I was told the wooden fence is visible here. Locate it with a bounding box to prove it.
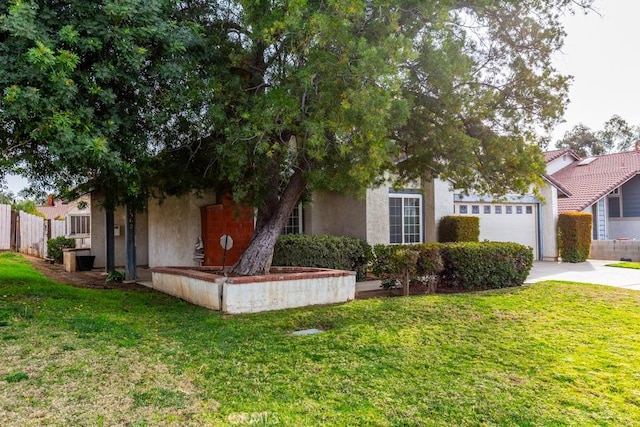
[0,204,66,259]
[0,204,10,250]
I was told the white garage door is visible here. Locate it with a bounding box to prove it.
[455,203,538,257]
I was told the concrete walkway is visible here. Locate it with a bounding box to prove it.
[526,259,640,290]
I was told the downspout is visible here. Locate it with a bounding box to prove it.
[536,201,543,261]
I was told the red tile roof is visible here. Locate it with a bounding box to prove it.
[550,150,640,212]
[36,204,70,220]
[36,199,73,219]
[542,174,572,197]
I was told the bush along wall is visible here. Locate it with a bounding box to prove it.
[438,215,480,242]
[272,234,371,281]
[371,243,444,294]
[47,236,76,264]
[439,242,533,290]
[557,212,592,263]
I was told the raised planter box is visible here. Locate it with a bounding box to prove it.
[76,255,95,271]
[149,266,356,314]
[62,248,92,272]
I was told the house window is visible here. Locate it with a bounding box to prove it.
[472,205,480,214]
[608,191,621,218]
[389,194,423,244]
[68,215,90,236]
[495,206,502,214]
[526,206,533,214]
[459,205,468,214]
[506,206,513,214]
[483,206,491,214]
[516,206,523,214]
[283,204,304,234]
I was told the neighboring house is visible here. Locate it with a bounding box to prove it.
[548,148,640,240]
[37,195,91,248]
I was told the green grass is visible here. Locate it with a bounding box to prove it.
[606,261,640,270]
[2,251,640,425]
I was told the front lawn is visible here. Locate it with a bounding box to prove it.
[2,251,640,425]
[606,261,640,270]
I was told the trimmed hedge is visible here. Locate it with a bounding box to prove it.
[557,212,592,263]
[440,242,533,290]
[371,243,444,293]
[47,236,75,264]
[272,234,371,281]
[372,241,533,292]
[438,216,480,242]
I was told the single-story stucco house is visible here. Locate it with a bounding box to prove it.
[87,147,640,270]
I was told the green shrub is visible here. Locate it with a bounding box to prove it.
[47,236,75,263]
[371,243,444,294]
[558,212,592,263]
[438,216,480,242]
[106,270,126,284]
[440,242,533,291]
[272,234,372,281]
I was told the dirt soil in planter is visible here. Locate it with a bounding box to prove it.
[356,281,480,299]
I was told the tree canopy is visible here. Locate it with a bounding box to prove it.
[1,0,594,275]
[0,0,217,208]
[555,115,639,157]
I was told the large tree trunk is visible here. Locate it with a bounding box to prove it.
[230,169,306,276]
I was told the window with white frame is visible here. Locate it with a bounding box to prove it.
[283,204,304,234]
[389,193,423,244]
[68,215,90,236]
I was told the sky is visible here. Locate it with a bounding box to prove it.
[551,0,639,143]
[3,0,635,195]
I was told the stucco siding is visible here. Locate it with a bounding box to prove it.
[91,196,149,269]
[540,184,559,260]
[147,192,217,267]
[425,179,454,242]
[608,219,640,240]
[364,185,390,244]
[546,154,576,175]
[305,191,367,240]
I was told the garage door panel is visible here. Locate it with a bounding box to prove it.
[455,203,538,256]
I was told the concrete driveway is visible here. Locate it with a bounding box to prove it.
[526,259,640,290]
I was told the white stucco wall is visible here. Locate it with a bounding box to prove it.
[147,192,216,267]
[364,185,390,245]
[425,178,454,242]
[607,219,640,240]
[546,154,577,175]
[539,183,559,261]
[90,195,149,269]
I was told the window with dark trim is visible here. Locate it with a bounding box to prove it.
[283,204,304,234]
[389,194,423,244]
[68,215,90,236]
